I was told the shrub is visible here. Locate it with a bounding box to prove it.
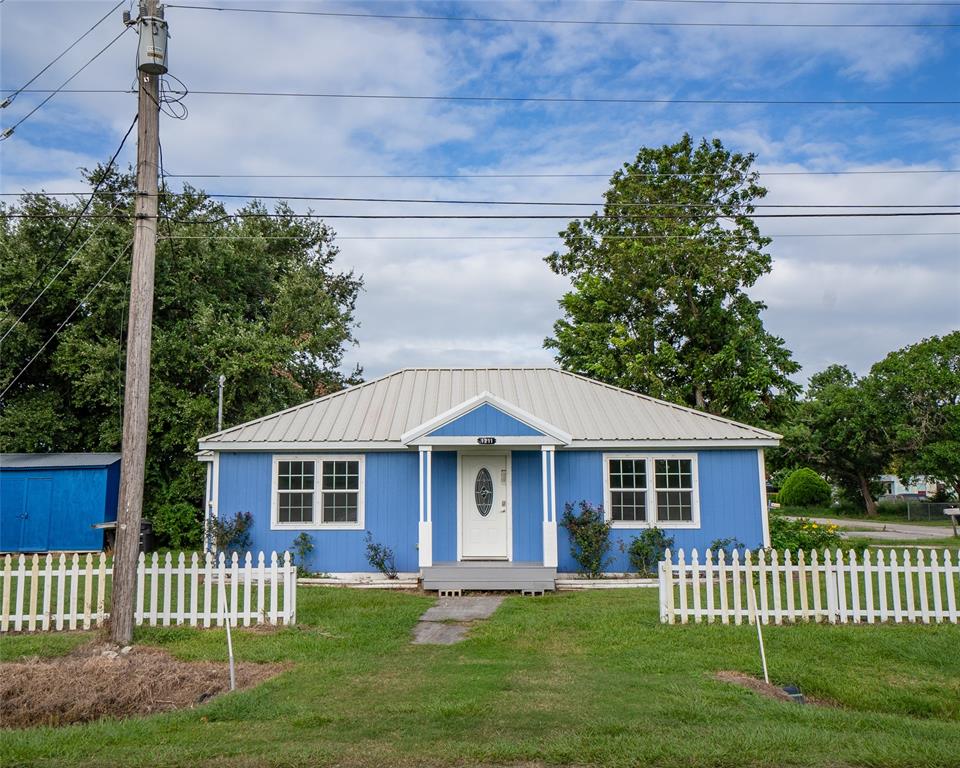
[206,511,253,552]
[709,537,746,559]
[150,502,203,550]
[560,501,612,578]
[292,532,315,577]
[627,528,674,577]
[365,532,398,579]
[768,516,845,553]
[778,468,832,508]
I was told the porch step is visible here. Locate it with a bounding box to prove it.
[422,562,556,592]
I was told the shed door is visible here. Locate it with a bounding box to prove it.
[19,478,53,552]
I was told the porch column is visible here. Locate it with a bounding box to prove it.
[418,446,433,568]
[541,446,558,568]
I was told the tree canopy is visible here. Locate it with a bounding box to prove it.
[545,134,800,427]
[0,168,362,546]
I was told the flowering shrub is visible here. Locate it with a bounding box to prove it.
[768,515,843,552]
[560,501,612,578]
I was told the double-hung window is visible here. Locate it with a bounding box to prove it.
[604,454,699,528]
[273,456,364,529]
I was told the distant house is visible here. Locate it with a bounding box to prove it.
[0,454,121,553]
[877,474,943,500]
[198,368,779,590]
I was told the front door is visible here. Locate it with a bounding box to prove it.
[460,454,509,559]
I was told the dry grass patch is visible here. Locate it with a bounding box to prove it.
[1,642,286,729]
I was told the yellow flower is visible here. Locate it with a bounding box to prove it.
[812,523,818,528]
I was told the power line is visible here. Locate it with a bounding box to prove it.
[163,3,960,28]
[159,232,960,240]
[0,28,132,141]
[1,0,125,108]
[5,211,960,221]
[158,169,960,179]
[0,202,123,345]
[13,87,955,107]
[0,114,137,332]
[0,240,133,400]
[2,191,956,209]
[628,0,960,5]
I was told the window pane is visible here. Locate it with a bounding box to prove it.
[608,458,645,491]
[655,459,692,490]
[611,490,646,522]
[279,460,314,491]
[656,490,692,522]
[322,460,359,491]
[279,491,313,524]
[322,491,358,523]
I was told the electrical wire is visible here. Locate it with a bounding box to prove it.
[0,113,137,331]
[157,231,960,240]
[0,240,133,400]
[0,27,132,141]
[163,4,960,28]
[1,191,956,209]
[628,0,960,5]
[8,87,958,107]
[1,1,125,109]
[157,169,960,179]
[0,201,123,345]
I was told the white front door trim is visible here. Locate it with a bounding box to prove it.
[457,450,512,561]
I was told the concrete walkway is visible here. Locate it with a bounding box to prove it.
[411,596,504,645]
[783,515,955,541]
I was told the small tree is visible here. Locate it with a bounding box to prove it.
[292,532,315,577]
[206,511,253,552]
[560,501,612,578]
[364,531,398,579]
[778,468,832,508]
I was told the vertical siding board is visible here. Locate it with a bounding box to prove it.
[512,451,544,563]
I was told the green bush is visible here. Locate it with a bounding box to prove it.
[560,501,612,578]
[292,532,315,577]
[364,531,398,579]
[768,516,849,553]
[627,528,674,577]
[206,511,253,552]
[778,468,832,507]
[150,502,203,550]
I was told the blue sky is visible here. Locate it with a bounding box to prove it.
[2,0,958,382]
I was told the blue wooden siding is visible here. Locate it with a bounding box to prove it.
[217,451,419,573]
[554,449,764,572]
[0,466,116,552]
[428,403,544,437]
[431,451,458,562]
[511,451,544,562]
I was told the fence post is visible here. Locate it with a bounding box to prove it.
[731,549,742,626]
[677,549,688,624]
[930,550,943,622]
[944,550,957,623]
[903,550,915,621]
[269,551,279,624]
[890,549,903,623]
[705,549,715,623]
[243,551,253,627]
[28,554,40,632]
[691,549,702,623]
[824,549,837,624]
[849,549,861,624]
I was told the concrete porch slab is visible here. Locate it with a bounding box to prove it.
[419,596,504,623]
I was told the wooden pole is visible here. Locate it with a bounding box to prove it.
[111,0,161,646]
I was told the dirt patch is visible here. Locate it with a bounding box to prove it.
[1,643,287,729]
[714,670,800,703]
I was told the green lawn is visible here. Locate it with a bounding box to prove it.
[853,535,960,549]
[773,506,954,528]
[2,588,959,768]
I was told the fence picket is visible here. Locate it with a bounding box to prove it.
[862,549,874,624]
[176,552,186,626]
[14,555,26,632]
[28,555,40,632]
[0,555,10,633]
[718,551,729,625]
[203,552,213,628]
[811,550,822,621]
[257,551,266,623]
[835,549,847,623]
[285,551,296,622]
[903,550,915,622]
[877,550,888,621]
[230,552,240,627]
[705,550,715,623]
[691,550,702,623]
[161,553,173,627]
[243,552,253,627]
[55,554,66,631]
[270,551,279,624]
[757,550,769,625]
[189,553,199,627]
[930,550,943,621]
[945,551,957,622]
[770,550,782,625]
[42,554,53,631]
[784,550,795,621]
[890,550,903,623]
[798,551,809,621]
[677,550,688,624]
[97,552,107,627]
[849,550,861,624]
[917,550,931,624]
[731,550,742,625]
[82,553,94,630]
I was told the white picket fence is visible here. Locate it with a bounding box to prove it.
[658,548,959,625]
[0,551,297,633]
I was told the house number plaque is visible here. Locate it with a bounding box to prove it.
[477,437,497,445]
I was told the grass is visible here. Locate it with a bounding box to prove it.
[2,588,959,767]
[773,506,954,528]
[850,535,960,550]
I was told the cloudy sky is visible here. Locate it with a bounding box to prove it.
[2,0,958,384]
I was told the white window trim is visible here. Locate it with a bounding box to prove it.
[270,454,365,531]
[602,453,701,530]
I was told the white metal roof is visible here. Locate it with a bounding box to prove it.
[199,368,780,449]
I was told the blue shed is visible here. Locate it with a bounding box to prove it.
[199,368,780,591]
[0,453,121,553]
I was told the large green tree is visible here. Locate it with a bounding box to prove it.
[870,332,960,499]
[545,134,799,427]
[0,168,362,546]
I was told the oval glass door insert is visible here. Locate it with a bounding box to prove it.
[474,468,494,517]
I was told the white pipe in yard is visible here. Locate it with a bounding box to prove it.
[748,579,770,685]
[219,574,236,691]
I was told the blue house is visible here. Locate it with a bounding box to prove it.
[199,368,778,590]
[0,453,121,553]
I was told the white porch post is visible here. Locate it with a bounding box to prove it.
[418,446,433,568]
[542,446,558,568]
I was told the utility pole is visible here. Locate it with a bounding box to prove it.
[111,1,168,646]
